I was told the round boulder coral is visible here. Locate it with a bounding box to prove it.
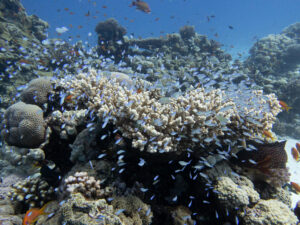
[20,77,52,106]
[1,102,46,148]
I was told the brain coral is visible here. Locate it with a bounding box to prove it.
[1,102,46,148]
[20,77,52,106]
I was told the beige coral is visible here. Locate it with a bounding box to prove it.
[20,77,53,106]
[57,69,281,153]
[242,199,298,225]
[8,176,55,208]
[214,176,260,209]
[63,172,104,199]
[1,102,46,148]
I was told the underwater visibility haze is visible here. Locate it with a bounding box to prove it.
[0,0,300,224]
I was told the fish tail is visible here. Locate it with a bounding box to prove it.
[286,106,292,112]
[39,201,53,214]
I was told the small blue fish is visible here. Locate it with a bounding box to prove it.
[98,153,107,159]
[138,158,145,167]
[140,188,148,192]
[115,209,125,216]
[172,195,178,201]
[100,134,107,140]
[115,138,123,145]
[117,150,126,154]
[146,208,151,216]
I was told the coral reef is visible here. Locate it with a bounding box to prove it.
[0,199,23,225]
[111,195,153,225]
[58,69,281,153]
[40,192,124,225]
[95,18,127,62]
[1,102,46,148]
[245,22,300,138]
[0,145,45,174]
[8,176,55,209]
[214,176,260,210]
[179,25,196,40]
[49,109,88,139]
[234,141,289,187]
[63,172,104,199]
[20,77,53,106]
[241,199,298,225]
[0,3,299,224]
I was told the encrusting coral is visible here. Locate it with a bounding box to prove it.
[1,101,46,148]
[241,199,298,225]
[57,69,281,153]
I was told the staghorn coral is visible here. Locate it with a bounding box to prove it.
[20,77,53,106]
[1,102,46,148]
[57,69,281,153]
[8,176,55,209]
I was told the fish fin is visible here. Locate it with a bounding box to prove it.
[39,201,53,214]
[286,106,292,112]
[256,155,272,169]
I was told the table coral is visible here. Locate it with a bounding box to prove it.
[57,69,281,153]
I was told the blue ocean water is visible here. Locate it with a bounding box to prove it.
[21,0,300,58]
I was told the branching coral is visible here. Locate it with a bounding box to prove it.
[8,176,55,208]
[63,172,112,199]
[57,69,281,153]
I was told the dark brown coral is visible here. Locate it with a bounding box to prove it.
[233,141,289,187]
[235,141,287,169]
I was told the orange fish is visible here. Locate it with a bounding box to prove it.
[279,100,292,112]
[296,143,300,151]
[19,59,32,64]
[291,182,300,193]
[130,0,151,13]
[292,147,299,161]
[23,202,51,225]
[262,130,275,141]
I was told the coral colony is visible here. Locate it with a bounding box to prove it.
[0,0,300,224]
